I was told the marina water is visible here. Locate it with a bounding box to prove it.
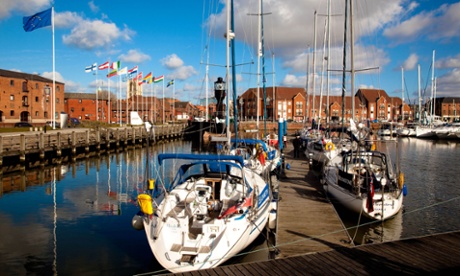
[0,138,459,274]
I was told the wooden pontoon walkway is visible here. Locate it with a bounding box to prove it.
[176,231,460,275]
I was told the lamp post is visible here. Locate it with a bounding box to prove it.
[266,96,271,121]
[239,97,244,122]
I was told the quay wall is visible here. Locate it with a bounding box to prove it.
[0,124,186,174]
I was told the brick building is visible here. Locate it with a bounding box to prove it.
[0,69,65,127]
[64,92,110,122]
[238,86,409,123]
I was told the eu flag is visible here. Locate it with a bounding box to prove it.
[23,8,52,32]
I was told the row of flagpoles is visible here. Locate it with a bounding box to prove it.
[85,61,175,125]
[21,5,176,126]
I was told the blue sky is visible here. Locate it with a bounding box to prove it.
[1,0,460,106]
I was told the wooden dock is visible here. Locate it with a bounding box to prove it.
[275,139,353,257]
[175,231,460,275]
[0,124,185,173]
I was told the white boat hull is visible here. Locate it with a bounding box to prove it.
[324,170,404,220]
[138,156,271,273]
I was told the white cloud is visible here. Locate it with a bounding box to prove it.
[437,54,460,69]
[170,66,198,81]
[62,19,135,50]
[436,68,460,97]
[402,54,419,71]
[0,0,49,19]
[41,71,80,92]
[384,2,460,45]
[282,74,305,87]
[89,1,99,13]
[161,54,184,69]
[119,49,150,64]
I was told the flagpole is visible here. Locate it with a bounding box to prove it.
[95,67,98,121]
[173,81,175,123]
[107,65,110,123]
[163,80,165,125]
[52,6,56,129]
[118,74,121,126]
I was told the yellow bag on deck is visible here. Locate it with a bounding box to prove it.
[138,194,154,215]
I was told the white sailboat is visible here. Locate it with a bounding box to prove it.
[136,153,270,273]
[133,1,272,273]
[322,135,406,221]
[416,50,443,138]
[322,0,406,221]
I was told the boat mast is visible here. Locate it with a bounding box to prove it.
[350,0,355,120]
[340,0,348,130]
[326,0,331,126]
[231,0,238,141]
[401,66,404,123]
[256,0,261,137]
[418,64,421,122]
[431,50,436,124]
[312,11,317,124]
[226,0,232,147]
[261,0,268,136]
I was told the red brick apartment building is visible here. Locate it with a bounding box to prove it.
[0,69,65,126]
[237,87,412,123]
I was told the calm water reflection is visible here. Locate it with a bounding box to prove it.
[1,138,459,275]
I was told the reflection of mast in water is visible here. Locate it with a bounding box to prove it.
[52,167,57,275]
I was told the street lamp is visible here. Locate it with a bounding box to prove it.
[239,97,244,122]
[266,96,271,121]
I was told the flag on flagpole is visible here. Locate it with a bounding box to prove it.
[134,72,143,81]
[107,69,118,78]
[117,67,128,75]
[110,61,120,70]
[167,79,174,87]
[23,8,52,32]
[128,66,138,78]
[153,75,164,83]
[85,63,98,73]
[143,72,153,83]
[99,61,109,70]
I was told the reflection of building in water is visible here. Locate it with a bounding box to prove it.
[1,165,70,196]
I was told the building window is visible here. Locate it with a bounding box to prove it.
[56,98,59,104]
[82,107,85,111]
[22,96,29,107]
[22,81,29,92]
[10,95,14,101]
[56,86,60,92]
[44,111,48,118]
[35,111,39,116]
[71,107,74,112]
[10,80,14,86]
[44,86,51,96]
[35,83,39,89]
[10,110,14,116]
[35,96,39,102]
[79,99,82,103]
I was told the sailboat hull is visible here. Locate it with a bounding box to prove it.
[139,154,271,273]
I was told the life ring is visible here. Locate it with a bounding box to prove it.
[325,142,335,151]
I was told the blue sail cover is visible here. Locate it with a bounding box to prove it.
[231,138,268,152]
[158,153,245,166]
